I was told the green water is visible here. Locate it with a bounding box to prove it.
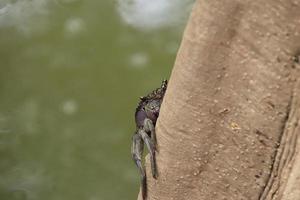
[0,1,190,199]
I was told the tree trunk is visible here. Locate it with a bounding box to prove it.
[138,0,300,199]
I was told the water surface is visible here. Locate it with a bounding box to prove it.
[0,1,193,199]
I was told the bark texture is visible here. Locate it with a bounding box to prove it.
[138,0,300,199]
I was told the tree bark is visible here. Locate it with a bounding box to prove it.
[138,0,300,199]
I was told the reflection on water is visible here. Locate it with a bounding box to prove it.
[61,99,78,115]
[128,52,149,69]
[64,17,85,37]
[117,0,194,31]
[0,0,193,199]
[0,0,50,34]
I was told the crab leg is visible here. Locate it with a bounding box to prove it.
[139,129,157,179]
[144,118,157,151]
[132,133,147,199]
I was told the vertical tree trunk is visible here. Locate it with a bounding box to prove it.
[138,0,300,199]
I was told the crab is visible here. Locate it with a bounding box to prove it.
[131,80,168,199]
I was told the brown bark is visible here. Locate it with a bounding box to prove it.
[138,0,300,199]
